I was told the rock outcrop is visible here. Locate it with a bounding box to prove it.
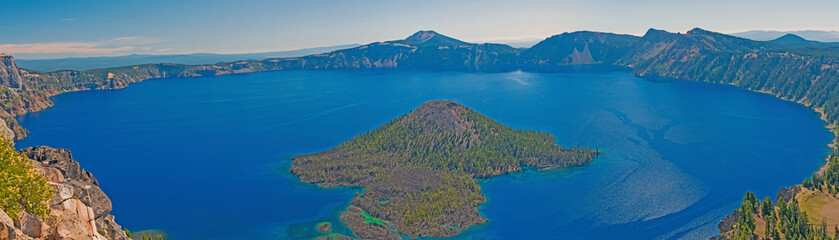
[776,185,802,203]
[0,146,129,240]
[0,117,15,141]
[711,208,741,240]
[0,54,23,90]
[0,54,33,140]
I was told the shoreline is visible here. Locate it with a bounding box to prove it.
[748,87,837,174]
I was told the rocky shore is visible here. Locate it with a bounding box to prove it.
[1,146,129,240]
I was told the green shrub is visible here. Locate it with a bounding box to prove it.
[0,137,54,219]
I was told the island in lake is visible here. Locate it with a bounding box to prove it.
[291,101,599,239]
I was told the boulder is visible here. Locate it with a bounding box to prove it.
[0,208,29,240]
[12,211,43,238]
[777,185,802,203]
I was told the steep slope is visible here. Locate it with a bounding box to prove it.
[292,101,598,239]
[519,31,639,69]
[617,28,839,123]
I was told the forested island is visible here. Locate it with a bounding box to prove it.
[291,101,599,239]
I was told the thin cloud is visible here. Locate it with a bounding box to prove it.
[106,36,161,45]
[0,36,162,55]
[0,42,135,54]
[111,36,139,41]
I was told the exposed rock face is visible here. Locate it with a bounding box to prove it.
[711,208,741,240]
[0,54,23,90]
[776,185,802,203]
[569,45,594,64]
[0,117,15,140]
[0,54,33,140]
[0,146,129,240]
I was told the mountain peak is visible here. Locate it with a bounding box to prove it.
[769,33,812,45]
[643,28,670,36]
[641,28,678,41]
[686,28,715,35]
[405,101,469,133]
[405,30,441,42]
[398,30,469,46]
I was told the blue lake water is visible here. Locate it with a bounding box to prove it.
[16,70,831,239]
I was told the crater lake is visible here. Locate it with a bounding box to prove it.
[15,70,832,239]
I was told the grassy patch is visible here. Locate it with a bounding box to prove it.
[800,192,830,219]
[360,211,388,226]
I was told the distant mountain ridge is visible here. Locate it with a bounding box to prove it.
[732,30,839,42]
[13,44,360,72]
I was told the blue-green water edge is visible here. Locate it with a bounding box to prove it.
[15,70,831,239]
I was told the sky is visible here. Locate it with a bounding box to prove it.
[2,0,838,59]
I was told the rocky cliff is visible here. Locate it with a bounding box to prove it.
[0,54,23,90]
[0,146,129,240]
[0,54,35,140]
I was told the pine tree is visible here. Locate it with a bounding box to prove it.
[762,197,774,216]
[734,192,757,240]
[0,137,55,220]
[833,225,838,240]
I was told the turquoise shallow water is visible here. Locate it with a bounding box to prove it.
[16,70,831,239]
